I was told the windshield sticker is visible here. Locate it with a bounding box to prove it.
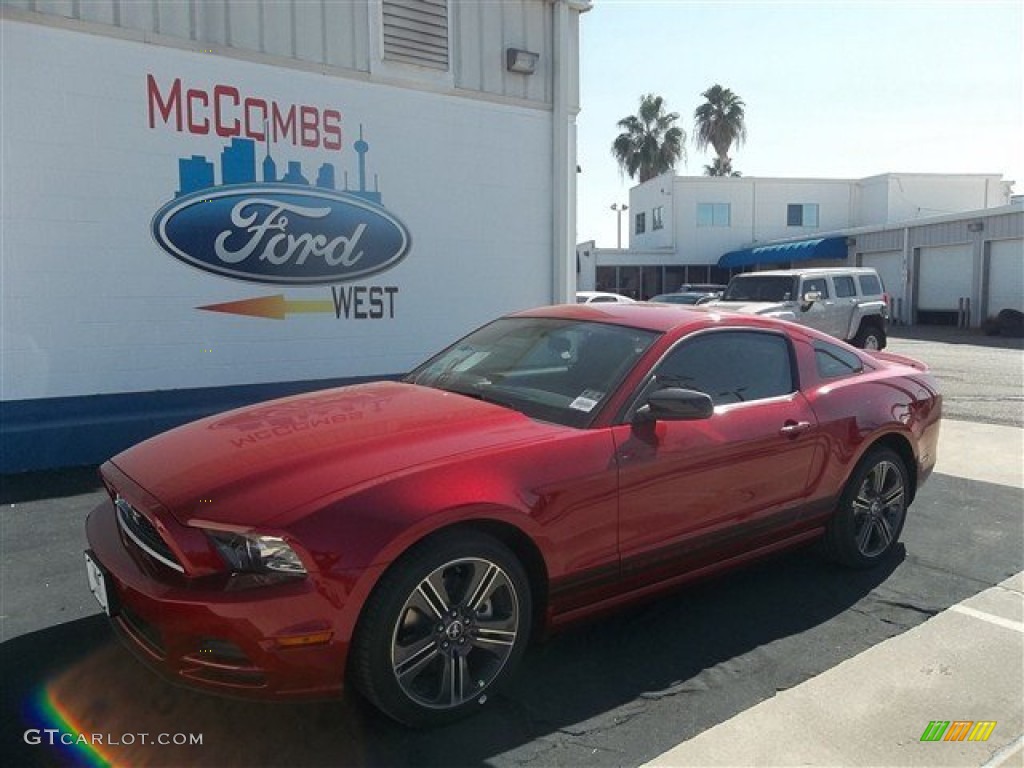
[569,390,604,413]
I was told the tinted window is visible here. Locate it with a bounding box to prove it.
[815,341,864,378]
[858,273,883,295]
[723,275,797,302]
[833,275,857,298]
[653,331,795,406]
[802,277,830,298]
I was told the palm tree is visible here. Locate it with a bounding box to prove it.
[703,157,742,177]
[694,84,747,172]
[612,94,685,183]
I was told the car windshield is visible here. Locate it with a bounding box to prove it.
[652,293,701,304]
[723,275,798,302]
[406,317,659,428]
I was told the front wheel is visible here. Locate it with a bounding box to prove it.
[825,448,909,569]
[349,530,531,727]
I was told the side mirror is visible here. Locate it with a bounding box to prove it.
[801,290,822,311]
[636,387,714,422]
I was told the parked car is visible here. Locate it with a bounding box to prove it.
[576,291,636,304]
[650,291,722,305]
[675,283,728,293]
[709,267,889,349]
[85,304,940,726]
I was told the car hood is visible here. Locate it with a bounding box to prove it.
[709,300,796,319]
[110,381,558,528]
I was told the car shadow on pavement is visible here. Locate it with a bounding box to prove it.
[0,547,903,768]
[0,467,103,505]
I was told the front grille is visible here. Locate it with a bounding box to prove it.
[115,497,184,573]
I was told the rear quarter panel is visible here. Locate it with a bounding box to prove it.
[791,331,942,503]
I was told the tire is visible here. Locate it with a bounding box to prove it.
[852,322,886,350]
[349,530,531,727]
[824,448,909,569]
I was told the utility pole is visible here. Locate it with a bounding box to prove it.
[610,203,628,249]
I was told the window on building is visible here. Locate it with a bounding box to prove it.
[652,206,664,230]
[833,275,857,298]
[382,0,450,71]
[697,203,731,227]
[787,203,819,227]
[635,212,646,234]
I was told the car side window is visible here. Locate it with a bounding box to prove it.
[653,331,795,406]
[802,277,830,298]
[814,340,864,378]
[833,275,857,298]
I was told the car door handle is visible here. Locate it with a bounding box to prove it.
[779,420,812,437]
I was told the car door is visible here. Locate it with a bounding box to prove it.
[611,329,824,589]
[798,276,837,336]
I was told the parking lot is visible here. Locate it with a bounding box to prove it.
[1,328,1021,768]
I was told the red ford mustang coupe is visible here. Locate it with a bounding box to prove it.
[85,304,941,725]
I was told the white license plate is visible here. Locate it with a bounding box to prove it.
[84,551,113,616]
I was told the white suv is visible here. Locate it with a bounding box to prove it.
[710,267,889,349]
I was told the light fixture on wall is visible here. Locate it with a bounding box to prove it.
[506,48,539,74]
[967,221,984,232]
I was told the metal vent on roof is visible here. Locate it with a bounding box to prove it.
[382,0,449,70]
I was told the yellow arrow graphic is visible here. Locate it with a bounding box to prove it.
[197,294,334,320]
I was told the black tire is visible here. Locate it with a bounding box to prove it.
[852,322,886,350]
[349,530,531,727]
[824,448,908,569]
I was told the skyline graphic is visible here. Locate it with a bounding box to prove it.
[175,126,382,204]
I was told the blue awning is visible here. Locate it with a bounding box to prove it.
[719,236,849,268]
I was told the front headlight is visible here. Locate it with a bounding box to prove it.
[208,532,307,576]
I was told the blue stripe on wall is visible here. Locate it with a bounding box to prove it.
[0,374,399,474]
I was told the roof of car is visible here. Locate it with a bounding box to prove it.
[733,267,878,277]
[514,302,741,333]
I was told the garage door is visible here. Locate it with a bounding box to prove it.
[918,244,973,311]
[861,251,904,317]
[988,239,1024,315]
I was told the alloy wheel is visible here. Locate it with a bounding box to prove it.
[390,557,519,710]
[850,459,906,558]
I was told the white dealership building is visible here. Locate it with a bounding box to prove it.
[578,172,1023,326]
[0,0,590,471]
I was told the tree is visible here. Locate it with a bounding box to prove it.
[694,84,747,174]
[612,94,685,183]
[703,157,742,177]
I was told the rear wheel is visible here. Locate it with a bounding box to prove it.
[825,448,908,568]
[852,322,886,350]
[350,530,531,727]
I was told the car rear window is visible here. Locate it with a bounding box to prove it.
[858,274,883,295]
[814,341,864,378]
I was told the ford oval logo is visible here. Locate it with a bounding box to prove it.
[151,186,411,285]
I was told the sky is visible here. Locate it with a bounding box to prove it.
[575,0,1024,247]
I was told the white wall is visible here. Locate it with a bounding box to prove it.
[1,20,555,401]
[855,174,1010,225]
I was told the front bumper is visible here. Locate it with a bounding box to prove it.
[85,497,350,700]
